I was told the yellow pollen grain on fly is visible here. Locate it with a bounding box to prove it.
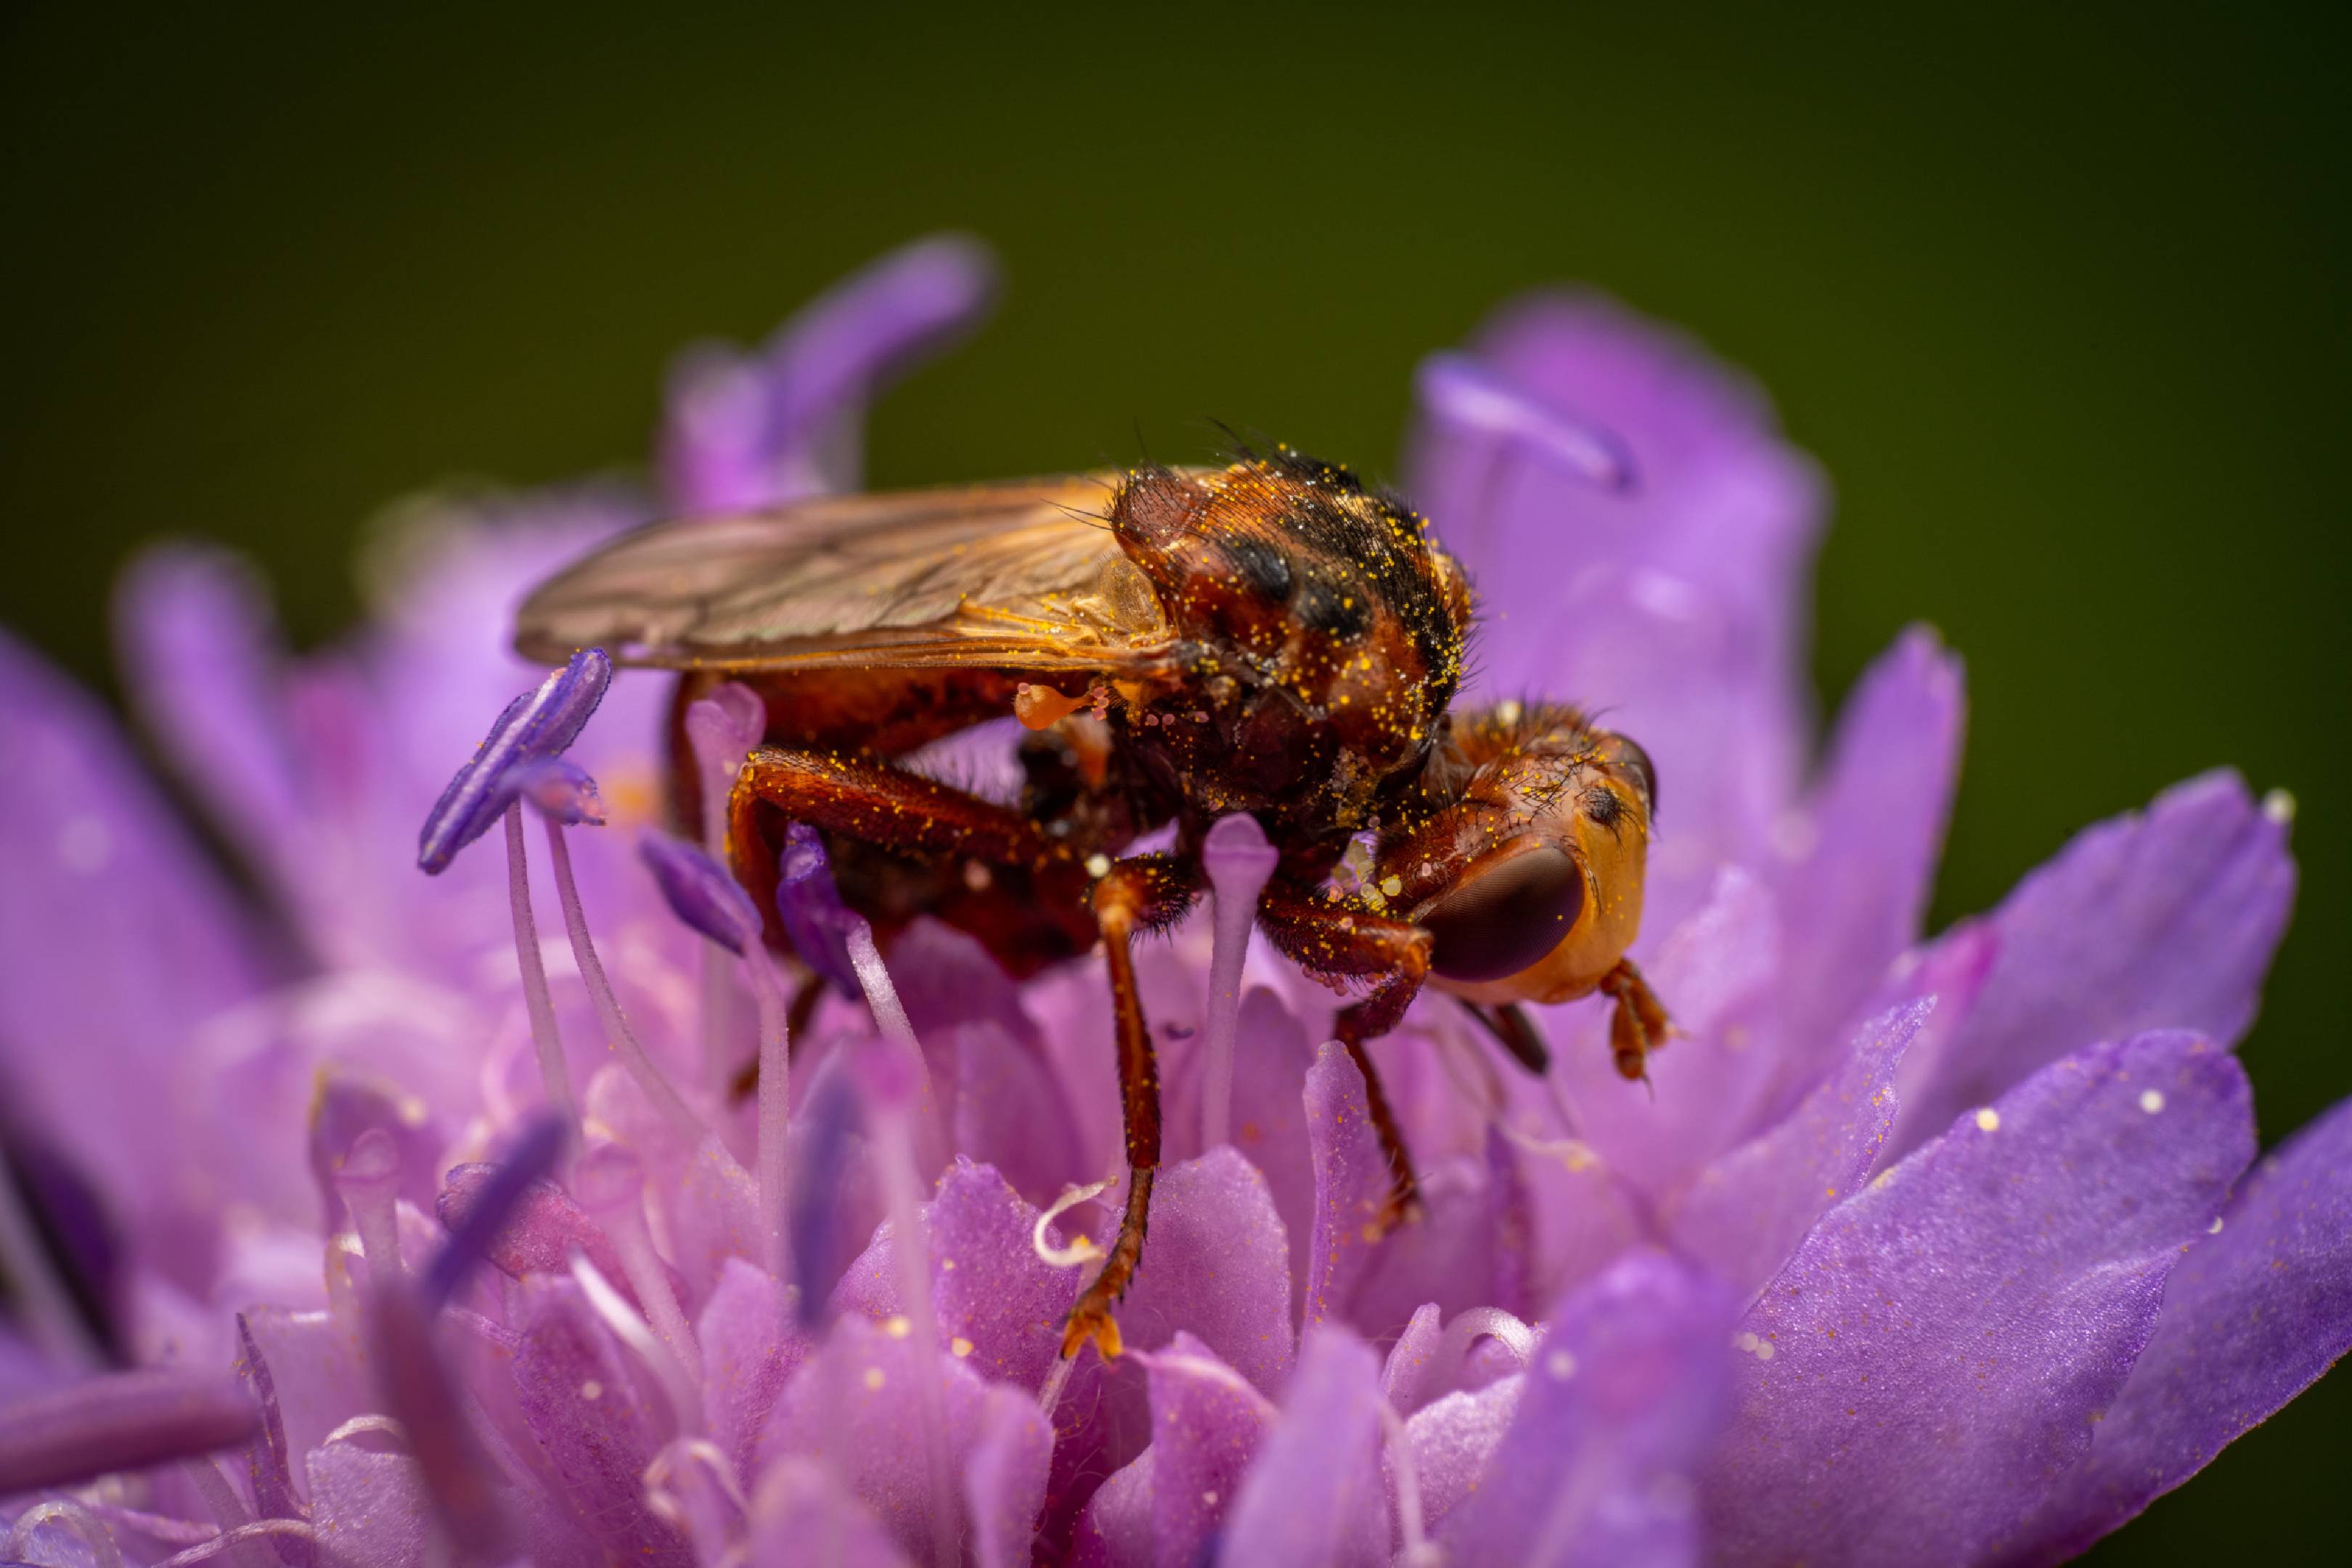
[884,1315,912,1339]
[950,1336,975,1358]
[2139,1089,2167,1114]
[1974,1107,2001,1132]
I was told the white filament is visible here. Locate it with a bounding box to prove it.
[542,819,709,1145]
[742,945,794,1283]
[504,804,579,1146]
[571,1251,702,1437]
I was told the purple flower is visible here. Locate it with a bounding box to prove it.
[0,239,2337,1568]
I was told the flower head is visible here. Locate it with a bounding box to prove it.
[0,237,2339,1568]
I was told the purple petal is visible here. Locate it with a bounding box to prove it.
[237,1307,367,1491]
[509,1277,690,1565]
[830,1159,1080,1395]
[1399,1375,1522,1538]
[1440,1251,1732,1568]
[1404,295,1826,884]
[1304,1040,1395,1331]
[1139,1333,1279,1567]
[1347,1127,1536,1340]
[921,1160,1081,1391]
[304,1443,435,1568]
[1219,1323,1389,1566]
[112,544,303,873]
[946,1019,1095,1204]
[1665,1000,1927,1298]
[1767,626,1964,1088]
[1892,771,2295,1157]
[777,822,865,996]
[416,647,612,873]
[1702,1032,2255,1567]
[0,629,271,1265]
[698,1257,807,1480]
[1072,1453,1153,1568]
[743,1458,916,1568]
[1119,1146,1297,1397]
[2004,1093,2352,1561]
[1415,350,1638,489]
[964,1376,1055,1568]
[640,830,764,955]
[756,1315,1050,1560]
[0,1368,258,1494]
[662,234,999,511]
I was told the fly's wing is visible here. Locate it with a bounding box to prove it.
[513,473,1180,674]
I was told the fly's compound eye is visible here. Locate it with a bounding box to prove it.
[1422,846,1586,984]
[1617,737,1658,820]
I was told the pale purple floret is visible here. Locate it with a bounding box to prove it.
[0,241,2337,1567]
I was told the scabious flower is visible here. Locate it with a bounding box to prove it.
[0,235,2342,1568]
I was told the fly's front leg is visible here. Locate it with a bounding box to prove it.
[1598,957,1673,1080]
[1258,884,1433,1230]
[1063,854,1201,1360]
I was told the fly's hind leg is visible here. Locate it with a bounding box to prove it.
[1598,957,1673,1080]
[1258,885,1434,1232]
[1063,854,1202,1360]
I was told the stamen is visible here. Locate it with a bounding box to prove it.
[0,1369,259,1495]
[851,1043,959,1568]
[331,1127,405,1283]
[504,804,580,1144]
[788,1074,859,1330]
[5,1498,126,1568]
[417,648,611,873]
[682,683,767,1090]
[844,916,945,1172]
[1415,351,1638,492]
[1200,814,1278,1151]
[640,832,763,955]
[421,1114,564,1312]
[572,1143,704,1383]
[1032,1177,1114,1270]
[642,1437,751,1536]
[540,815,708,1145]
[570,1251,702,1437]
[777,824,862,997]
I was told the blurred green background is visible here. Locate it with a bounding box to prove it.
[2,2,2343,1559]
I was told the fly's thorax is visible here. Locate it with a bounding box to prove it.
[1108,455,1471,826]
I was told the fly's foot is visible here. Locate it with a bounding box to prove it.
[1060,1287,1126,1360]
[1601,957,1673,1081]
